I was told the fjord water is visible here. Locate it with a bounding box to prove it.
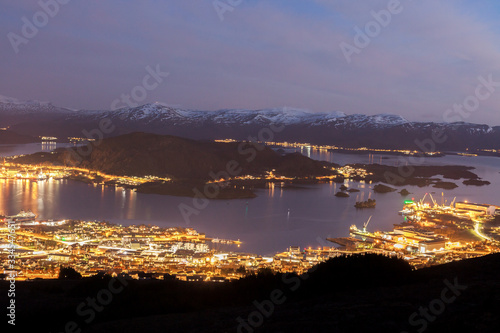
[0,142,78,155]
[1,145,499,255]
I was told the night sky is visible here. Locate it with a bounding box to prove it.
[2,0,500,124]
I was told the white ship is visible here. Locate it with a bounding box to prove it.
[6,210,37,223]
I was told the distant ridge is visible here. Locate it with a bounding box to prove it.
[0,129,38,144]
[1,95,499,150]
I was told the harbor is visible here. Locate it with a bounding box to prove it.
[329,196,500,268]
[2,194,499,281]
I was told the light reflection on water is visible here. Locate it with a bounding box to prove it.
[0,142,77,157]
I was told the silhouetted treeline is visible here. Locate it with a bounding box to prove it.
[2,253,499,332]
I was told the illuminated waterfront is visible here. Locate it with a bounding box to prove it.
[2,197,498,281]
[0,142,76,157]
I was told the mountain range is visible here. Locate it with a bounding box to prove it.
[1,95,499,151]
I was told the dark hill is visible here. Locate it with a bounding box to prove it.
[13,132,334,181]
[0,129,38,144]
[2,253,500,332]
[77,132,334,180]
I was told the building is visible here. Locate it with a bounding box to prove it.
[419,239,447,254]
[455,202,498,216]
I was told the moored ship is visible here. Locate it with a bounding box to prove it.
[6,210,37,223]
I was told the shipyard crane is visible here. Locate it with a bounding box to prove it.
[429,193,437,207]
[450,197,457,208]
[363,215,373,232]
[419,193,428,207]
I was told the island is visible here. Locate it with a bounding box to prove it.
[354,198,376,208]
[373,184,397,193]
[463,179,491,186]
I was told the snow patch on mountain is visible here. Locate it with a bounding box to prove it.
[370,114,408,125]
[0,94,75,115]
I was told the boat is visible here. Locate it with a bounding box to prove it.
[6,210,37,223]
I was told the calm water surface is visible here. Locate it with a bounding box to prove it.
[0,142,77,157]
[1,145,499,255]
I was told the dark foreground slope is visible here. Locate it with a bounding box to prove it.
[2,253,499,333]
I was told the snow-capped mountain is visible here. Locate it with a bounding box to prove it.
[0,95,66,114]
[0,96,498,150]
[97,104,409,129]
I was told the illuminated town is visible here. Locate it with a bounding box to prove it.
[2,195,498,281]
[0,160,170,187]
[1,152,372,190]
[215,139,443,157]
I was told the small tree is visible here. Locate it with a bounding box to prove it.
[236,265,247,274]
[58,266,82,279]
[256,267,274,277]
